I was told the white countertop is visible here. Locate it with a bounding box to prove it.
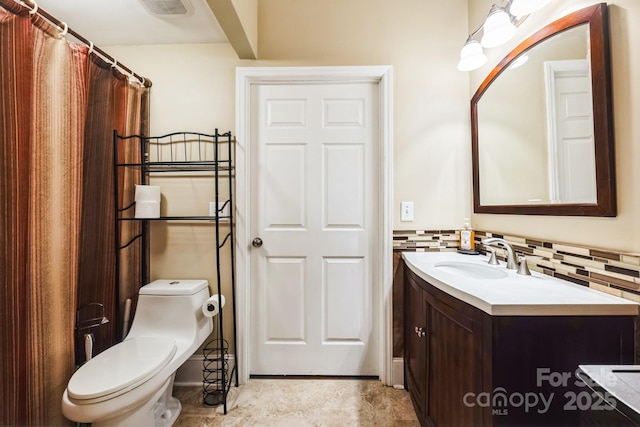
[402,251,639,316]
[579,365,640,420]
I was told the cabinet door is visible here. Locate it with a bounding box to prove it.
[405,273,428,423]
[426,291,484,427]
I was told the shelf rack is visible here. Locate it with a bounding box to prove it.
[113,130,238,413]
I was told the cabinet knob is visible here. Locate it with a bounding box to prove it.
[414,326,426,337]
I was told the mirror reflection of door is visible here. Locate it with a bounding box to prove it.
[476,25,591,207]
[544,59,596,204]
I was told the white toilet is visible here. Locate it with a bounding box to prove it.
[62,279,213,426]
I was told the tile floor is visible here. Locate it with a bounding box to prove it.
[173,378,419,426]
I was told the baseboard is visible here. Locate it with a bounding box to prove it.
[174,354,236,386]
[176,354,399,388]
[392,357,404,388]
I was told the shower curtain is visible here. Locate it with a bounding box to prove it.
[0,1,149,425]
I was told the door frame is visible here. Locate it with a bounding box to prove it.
[235,66,394,384]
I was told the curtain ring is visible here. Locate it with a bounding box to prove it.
[87,41,94,55]
[138,76,146,87]
[110,57,118,68]
[27,0,38,15]
[59,21,68,37]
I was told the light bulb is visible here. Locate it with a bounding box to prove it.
[457,39,488,71]
[481,6,517,48]
[508,54,529,70]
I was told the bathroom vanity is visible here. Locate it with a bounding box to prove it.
[401,252,638,427]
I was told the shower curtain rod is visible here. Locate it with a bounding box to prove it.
[14,0,152,88]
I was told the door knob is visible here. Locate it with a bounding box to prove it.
[252,237,263,248]
[414,326,426,338]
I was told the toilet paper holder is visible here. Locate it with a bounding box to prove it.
[75,303,110,331]
[75,303,110,366]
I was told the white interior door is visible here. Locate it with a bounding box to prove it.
[249,82,379,376]
[545,59,596,203]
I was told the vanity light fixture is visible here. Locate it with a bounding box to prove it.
[457,0,550,71]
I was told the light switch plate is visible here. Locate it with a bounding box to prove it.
[401,201,414,222]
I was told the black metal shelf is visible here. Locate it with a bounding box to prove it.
[113,129,238,414]
[116,161,232,173]
[118,216,231,221]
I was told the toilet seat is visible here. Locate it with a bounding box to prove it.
[67,337,176,404]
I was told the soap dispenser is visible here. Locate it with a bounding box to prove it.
[459,218,475,250]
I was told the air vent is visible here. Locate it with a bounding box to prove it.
[138,0,194,16]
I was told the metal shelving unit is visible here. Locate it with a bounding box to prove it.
[113,130,238,413]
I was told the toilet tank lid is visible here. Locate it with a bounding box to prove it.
[140,279,209,295]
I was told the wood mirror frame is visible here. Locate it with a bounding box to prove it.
[471,3,615,216]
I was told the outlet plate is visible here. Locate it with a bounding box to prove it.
[209,201,230,220]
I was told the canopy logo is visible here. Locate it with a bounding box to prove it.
[462,368,618,415]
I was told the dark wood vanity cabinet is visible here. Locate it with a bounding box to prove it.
[402,259,635,427]
[404,260,485,426]
[405,273,428,421]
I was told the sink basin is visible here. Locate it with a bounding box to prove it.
[434,261,508,280]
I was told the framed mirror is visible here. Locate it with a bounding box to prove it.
[471,3,615,216]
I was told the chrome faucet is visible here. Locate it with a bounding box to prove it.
[517,255,532,275]
[482,238,517,270]
[516,254,543,276]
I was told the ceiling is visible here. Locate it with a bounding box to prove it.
[33,0,228,46]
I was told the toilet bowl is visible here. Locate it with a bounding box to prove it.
[62,279,213,427]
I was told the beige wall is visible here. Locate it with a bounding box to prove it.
[110,0,472,232]
[467,0,640,253]
[106,43,242,348]
[106,0,470,347]
[256,0,472,230]
[106,0,640,300]
[231,0,258,55]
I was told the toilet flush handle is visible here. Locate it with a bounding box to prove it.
[252,237,263,248]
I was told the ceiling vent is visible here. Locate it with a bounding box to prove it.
[138,0,194,16]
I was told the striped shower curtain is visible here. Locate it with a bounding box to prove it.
[0,1,149,425]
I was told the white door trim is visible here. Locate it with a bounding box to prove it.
[235,66,394,384]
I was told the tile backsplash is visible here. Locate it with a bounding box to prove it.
[393,229,640,304]
[392,229,459,251]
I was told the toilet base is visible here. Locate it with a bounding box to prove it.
[90,374,181,427]
[154,395,182,427]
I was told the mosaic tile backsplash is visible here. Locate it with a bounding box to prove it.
[393,229,640,304]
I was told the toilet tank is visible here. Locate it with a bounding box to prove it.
[126,279,212,346]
